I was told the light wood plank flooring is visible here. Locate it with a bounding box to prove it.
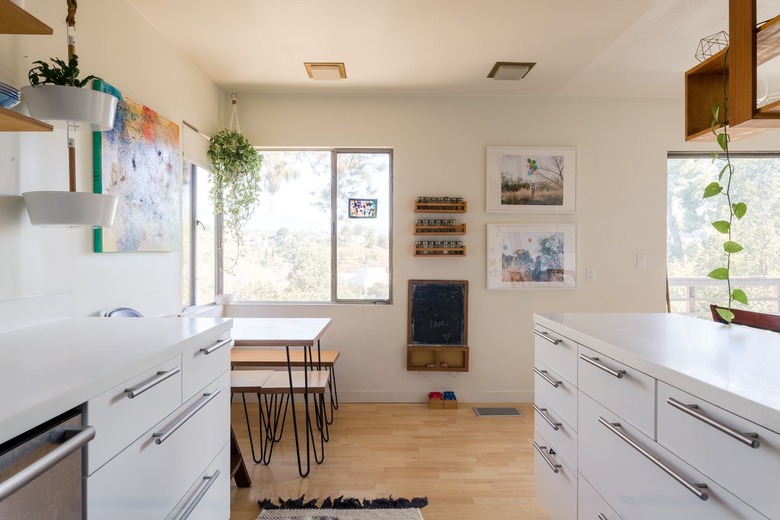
[230,401,548,520]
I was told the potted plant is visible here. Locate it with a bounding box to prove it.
[207,128,263,257]
[21,54,118,130]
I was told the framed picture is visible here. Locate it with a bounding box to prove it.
[486,224,576,289]
[486,146,576,213]
[348,198,378,218]
[92,79,180,252]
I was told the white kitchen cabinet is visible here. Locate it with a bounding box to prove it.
[533,429,577,520]
[166,444,230,520]
[533,313,780,520]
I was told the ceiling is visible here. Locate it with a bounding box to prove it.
[125,0,780,98]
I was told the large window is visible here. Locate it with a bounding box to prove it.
[221,149,392,303]
[667,154,780,316]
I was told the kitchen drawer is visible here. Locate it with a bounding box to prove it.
[165,443,229,520]
[578,474,622,520]
[578,391,768,520]
[182,334,232,400]
[534,324,577,386]
[534,360,577,430]
[533,429,576,520]
[87,372,229,520]
[578,345,655,439]
[657,381,780,520]
[533,396,577,471]
[86,356,182,475]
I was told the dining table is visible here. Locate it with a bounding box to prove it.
[230,317,332,479]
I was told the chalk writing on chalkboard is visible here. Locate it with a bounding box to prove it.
[408,280,468,346]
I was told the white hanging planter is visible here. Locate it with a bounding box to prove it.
[23,191,118,227]
[21,84,118,131]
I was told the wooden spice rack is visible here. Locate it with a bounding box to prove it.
[0,0,53,133]
[413,197,467,257]
[414,223,466,235]
[414,200,468,213]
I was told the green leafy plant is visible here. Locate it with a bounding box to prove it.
[207,129,263,262]
[704,84,749,324]
[28,54,98,87]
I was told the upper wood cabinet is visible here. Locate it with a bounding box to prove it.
[685,0,780,141]
[0,0,53,132]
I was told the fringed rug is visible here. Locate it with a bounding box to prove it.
[257,496,427,520]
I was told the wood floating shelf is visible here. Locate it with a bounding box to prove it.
[414,223,466,235]
[0,107,53,132]
[685,3,780,141]
[413,245,466,257]
[0,0,53,35]
[414,201,467,213]
[407,346,469,372]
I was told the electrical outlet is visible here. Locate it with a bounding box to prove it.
[637,254,647,269]
[586,267,596,282]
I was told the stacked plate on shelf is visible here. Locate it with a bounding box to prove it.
[0,82,21,109]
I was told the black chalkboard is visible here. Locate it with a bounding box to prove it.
[408,280,468,346]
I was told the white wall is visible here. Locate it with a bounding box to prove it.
[0,0,221,331]
[221,94,703,403]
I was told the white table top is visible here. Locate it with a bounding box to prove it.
[0,317,232,445]
[535,313,780,433]
[231,317,331,347]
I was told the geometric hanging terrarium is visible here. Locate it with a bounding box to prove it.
[695,31,729,63]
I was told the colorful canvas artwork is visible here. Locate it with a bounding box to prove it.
[93,80,180,252]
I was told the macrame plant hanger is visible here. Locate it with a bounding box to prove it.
[229,92,241,134]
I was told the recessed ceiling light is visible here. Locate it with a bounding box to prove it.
[304,62,347,80]
[487,62,536,80]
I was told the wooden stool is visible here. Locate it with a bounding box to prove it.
[231,348,341,422]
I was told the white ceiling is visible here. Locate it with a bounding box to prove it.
[125,0,779,98]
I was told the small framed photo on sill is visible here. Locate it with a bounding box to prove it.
[485,146,576,213]
[486,223,576,290]
[348,198,378,218]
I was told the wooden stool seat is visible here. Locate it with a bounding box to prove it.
[259,370,330,394]
[231,349,340,367]
[231,369,274,392]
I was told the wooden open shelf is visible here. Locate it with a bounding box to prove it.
[407,346,469,372]
[0,0,53,35]
[685,2,780,141]
[0,107,53,132]
[414,223,466,235]
[414,200,467,213]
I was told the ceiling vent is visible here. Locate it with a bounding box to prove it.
[304,62,347,80]
[487,62,536,80]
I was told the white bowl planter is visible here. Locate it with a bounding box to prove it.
[23,191,118,227]
[21,85,118,131]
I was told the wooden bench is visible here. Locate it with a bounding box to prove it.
[231,348,340,420]
[231,369,330,478]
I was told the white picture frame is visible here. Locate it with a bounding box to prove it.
[485,146,576,213]
[486,223,577,290]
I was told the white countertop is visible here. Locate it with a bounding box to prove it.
[0,317,232,445]
[535,313,780,433]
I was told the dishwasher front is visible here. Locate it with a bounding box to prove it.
[0,408,95,520]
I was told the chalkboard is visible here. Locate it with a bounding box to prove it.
[408,280,468,346]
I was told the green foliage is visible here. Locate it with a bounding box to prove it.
[207,129,263,265]
[705,94,749,323]
[28,55,98,87]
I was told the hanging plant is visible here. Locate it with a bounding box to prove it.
[206,94,263,263]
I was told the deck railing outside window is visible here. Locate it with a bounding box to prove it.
[667,276,780,318]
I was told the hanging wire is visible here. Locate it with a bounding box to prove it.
[229,92,241,133]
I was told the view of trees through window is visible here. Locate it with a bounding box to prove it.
[220,149,392,302]
[182,161,217,308]
[667,154,780,316]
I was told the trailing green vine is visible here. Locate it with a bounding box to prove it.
[704,59,748,324]
[207,129,263,267]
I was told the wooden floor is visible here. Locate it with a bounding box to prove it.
[230,401,549,520]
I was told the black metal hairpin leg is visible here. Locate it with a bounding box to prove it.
[257,392,288,465]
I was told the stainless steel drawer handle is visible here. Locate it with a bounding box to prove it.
[533,329,562,345]
[533,367,562,388]
[125,367,181,399]
[178,469,221,520]
[580,354,625,379]
[200,338,233,355]
[0,425,95,502]
[532,441,561,474]
[598,417,709,501]
[597,515,608,520]
[153,389,221,445]
[533,404,562,431]
[667,397,760,449]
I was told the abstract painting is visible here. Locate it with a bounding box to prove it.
[486,146,576,213]
[487,224,576,289]
[93,80,180,252]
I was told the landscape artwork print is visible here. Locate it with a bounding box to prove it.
[93,79,180,252]
[486,146,576,213]
[486,224,576,289]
